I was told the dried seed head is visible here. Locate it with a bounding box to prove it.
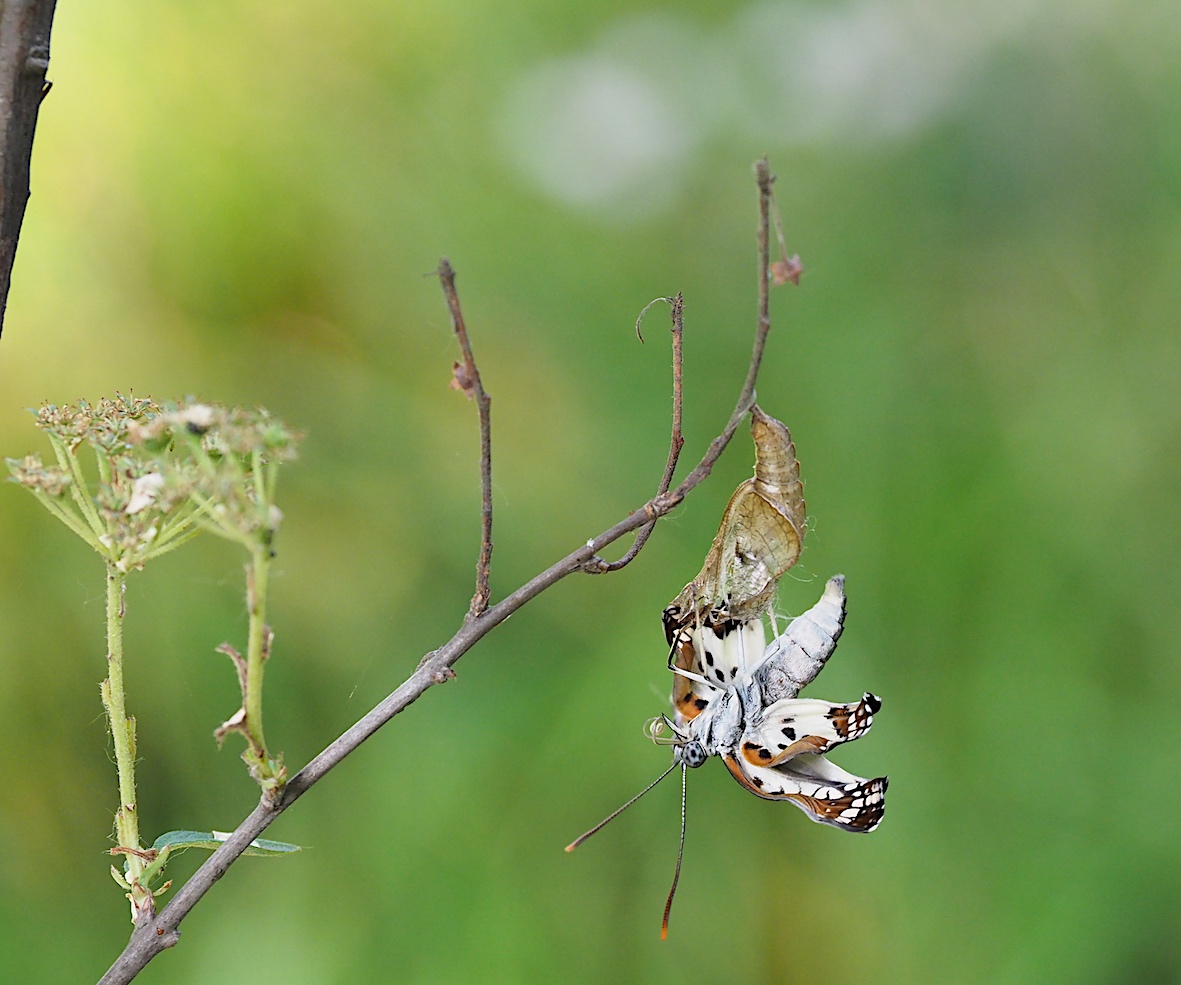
[13,395,302,563]
[6,454,72,496]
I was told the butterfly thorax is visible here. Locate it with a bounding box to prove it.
[681,677,764,758]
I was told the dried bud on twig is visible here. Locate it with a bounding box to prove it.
[449,360,476,399]
[770,254,803,286]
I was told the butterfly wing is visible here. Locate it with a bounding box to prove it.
[695,619,767,687]
[739,692,881,767]
[722,750,887,833]
[755,575,847,701]
[670,619,767,724]
[670,631,714,724]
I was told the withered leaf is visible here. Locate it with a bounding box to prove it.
[449,360,476,400]
[770,254,803,287]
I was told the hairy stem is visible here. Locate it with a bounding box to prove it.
[244,549,270,765]
[102,566,146,913]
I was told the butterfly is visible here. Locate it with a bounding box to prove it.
[662,573,886,833]
[567,406,885,937]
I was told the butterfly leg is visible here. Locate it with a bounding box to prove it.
[666,635,715,690]
[668,633,722,723]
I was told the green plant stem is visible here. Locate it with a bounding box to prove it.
[244,546,270,766]
[45,432,105,538]
[139,526,201,564]
[102,566,147,904]
[251,449,266,510]
[32,489,106,551]
[154,502,200,545]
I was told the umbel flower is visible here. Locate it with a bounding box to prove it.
[6,395,301,570]
[6,395,303,922]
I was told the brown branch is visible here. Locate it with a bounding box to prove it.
[599,293,685,572]
[438,257,493,618]
[96,158,782,985]
[0,0,56,338]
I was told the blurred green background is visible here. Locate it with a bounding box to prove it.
[2,1,1179,982]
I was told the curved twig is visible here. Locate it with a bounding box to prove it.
[599,293,685,572]
[96,158,783,985]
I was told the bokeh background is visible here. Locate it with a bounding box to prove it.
[1,1,1179,982]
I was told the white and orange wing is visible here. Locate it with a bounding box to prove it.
[670,619,766,724]
[722,750,887,833]
[739,692,881,767]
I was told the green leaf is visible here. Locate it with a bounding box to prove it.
[151,829,302,857]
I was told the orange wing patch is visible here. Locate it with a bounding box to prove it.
[670,635,713,723]
[722,753,887,833]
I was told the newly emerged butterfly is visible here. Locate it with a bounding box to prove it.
[662,573,885,834]
[567,406,886,938]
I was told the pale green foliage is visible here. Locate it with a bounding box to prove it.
[6,396,302,920]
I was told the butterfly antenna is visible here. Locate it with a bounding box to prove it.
[565,762,679,853]
[660,761,689,940]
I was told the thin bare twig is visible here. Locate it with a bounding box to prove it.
[600,293,685,572]
[633,294,670,343]
[438,257,494,618]
[97,158,783,985]
[0,0,57,337]
[590,158,777,572]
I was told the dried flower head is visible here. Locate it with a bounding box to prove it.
[9,395,301,569]
[6,454,72,496]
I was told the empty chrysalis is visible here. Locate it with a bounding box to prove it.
[566,407,886,938]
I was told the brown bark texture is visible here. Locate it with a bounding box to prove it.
[0,0,56,337]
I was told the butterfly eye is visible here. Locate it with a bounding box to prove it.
[679,741,707,768]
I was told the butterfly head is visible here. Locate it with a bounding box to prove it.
[674,739,707,768]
